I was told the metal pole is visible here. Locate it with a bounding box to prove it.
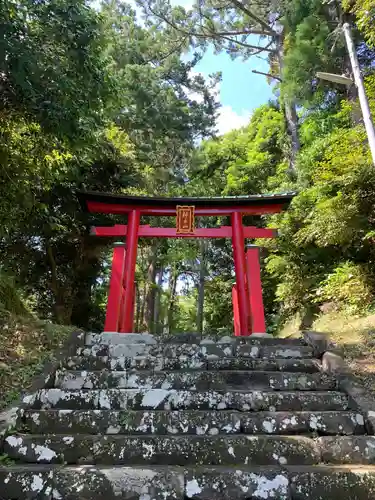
[343,23,375,166]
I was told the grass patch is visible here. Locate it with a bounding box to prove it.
[279,310,375,395]
[0,308,77,410]
[313,311,375,394]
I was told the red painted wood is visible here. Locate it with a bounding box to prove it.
[232,285,240,337]
[87,201,285,216]
[92,225,277,239]
[246,246,266,334]
[104,245,126,332]
[120,210,140,333]
[231,212,250,336]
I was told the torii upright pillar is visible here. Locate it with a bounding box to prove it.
[231,212,250,335]
[121,209,140,333]
[246,244,266,334]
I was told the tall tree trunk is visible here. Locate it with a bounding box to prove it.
[196,240,206,334]
[46,244,73,324]
[70,237,106,329]
[154,266,164,335]
[145,244,158,333]
[168,270,178,335]
[276,37,300,171]
[140,279,147,332]
[284,99,300,169]
[135,282,141,333]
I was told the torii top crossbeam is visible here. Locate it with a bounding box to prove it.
[78,190,295,335]
[78,191,295,216]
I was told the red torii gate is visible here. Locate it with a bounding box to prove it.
[78,191,294,336]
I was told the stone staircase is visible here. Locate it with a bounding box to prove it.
[1,332,375,499]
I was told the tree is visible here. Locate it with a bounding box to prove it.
[1,0,115,141]
[138,0,302,167]
[343,0,375,48]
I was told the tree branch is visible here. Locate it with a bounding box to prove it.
[252,69,282,81]
[220,35,275,53]
[228,0,277,35]
[146,2,276,42]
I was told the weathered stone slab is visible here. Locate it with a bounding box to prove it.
[250,391,349,412]
[19,409,364,437]
[3,435,321,466]
[55,371,129,390]
[55,369,336,392]
[236,336,303,345]
[241,411,365,436]
[260,345,314,359]
[108,344,159,358]
[161,343,233,359]
[53,466,184,499]
[85,332,157,346]
[24,388,349,413]
[163,356,207,371]
[289,465,375,499]
[64,355,112,371]
[0,466,184,499]
[184,467,290,499]
[207,357,321,373]
[23,389,100,410]
[322,351,348,374]
[20,410,244,436]
[318,436,375,464]
[303,330,332,356]
[0,466,55,499]
[77,344,109,357]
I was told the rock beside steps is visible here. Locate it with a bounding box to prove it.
[1,334,375,499]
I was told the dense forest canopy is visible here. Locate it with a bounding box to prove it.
[1,0,375,334]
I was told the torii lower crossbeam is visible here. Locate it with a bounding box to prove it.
[92,225,277,239]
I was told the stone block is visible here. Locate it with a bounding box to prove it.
[240,411,365,436]
[0,466,54,499]
[289,465,375,499]
[249,391,349,412]
[303,330,333,357]
[85,332,157,346]
[184,467,290,499]
[322,351,349,374]
[53,466,184,500]
[3,435,320,466]
[260,345,314,359]
[318,436,375,464]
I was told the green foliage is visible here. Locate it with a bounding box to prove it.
[316,262,373,313]
[0,272,29,316]
[0,0,115,141]
[344,0,375,48]
[281,0,346,104]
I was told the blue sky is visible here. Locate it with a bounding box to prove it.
[170,0,275,134]
[193,46,275,134]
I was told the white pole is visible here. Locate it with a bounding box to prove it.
[343,23,375,166]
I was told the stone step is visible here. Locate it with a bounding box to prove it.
[24,389,349,411]
[63,355,321,373]
[2,465,375,500]
[85,331,305,346]
[54,370,336,391]
[318,436,375,464]
[19,410,366,436]
[77,342,314,360]
[3,434,321,466]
